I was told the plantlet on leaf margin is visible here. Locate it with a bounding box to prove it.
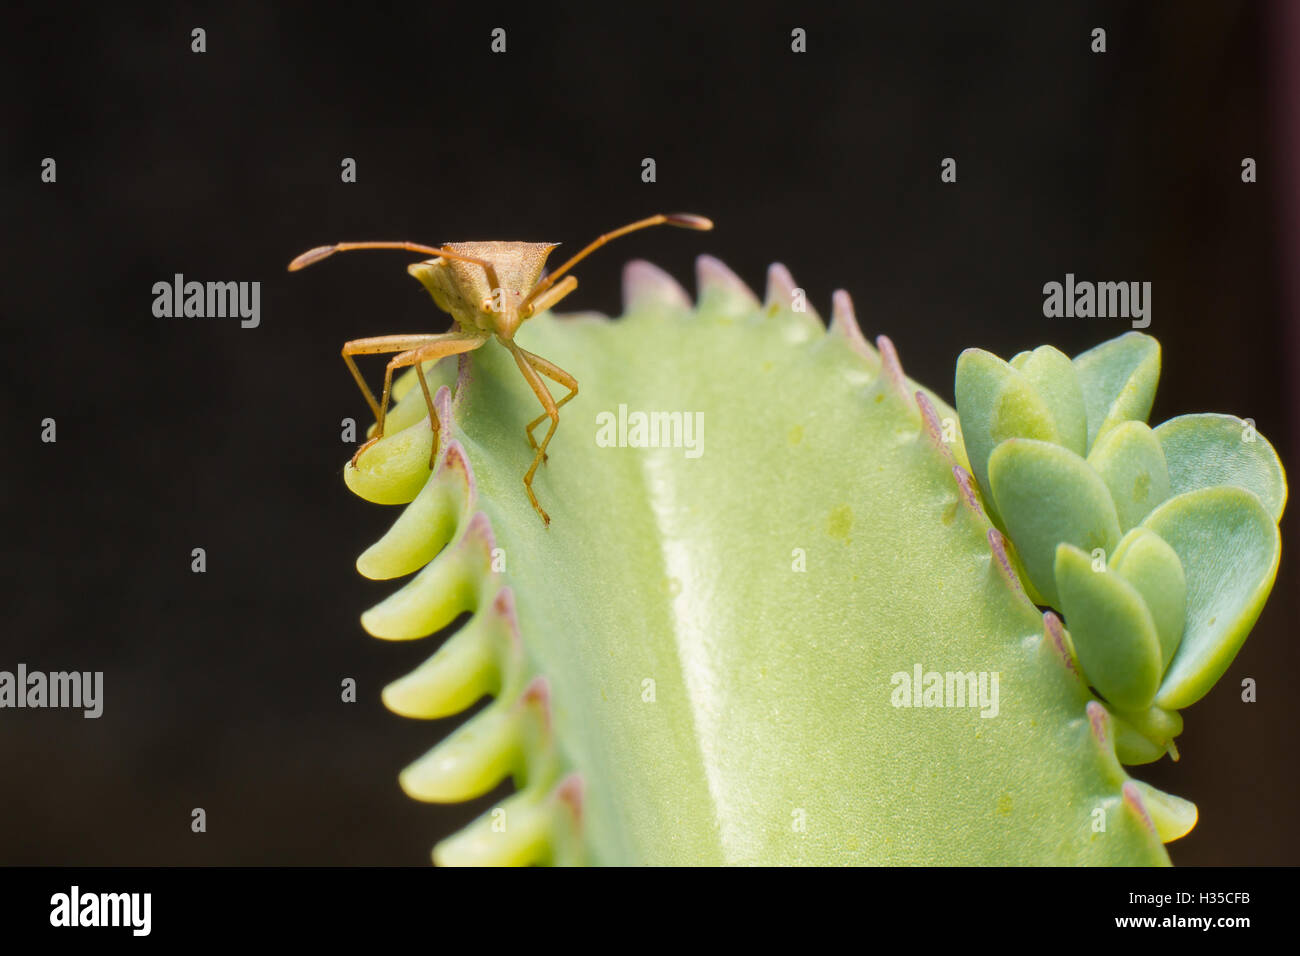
[955,333,1286,763]
[288,212,714,525]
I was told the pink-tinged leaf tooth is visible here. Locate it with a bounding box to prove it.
[432,384,455,434]
[987,528,1025,596]
[875,335,909,400]
[546,773,587,865]
[763,262,820,321]
[434,439,477,512]
[1122,781,1159,837]
[916,391,955,465]
[492,587,523,653]
[830,289,877,357]
[622,259,691,312]
[1042,611,1081,678]
[764,262,796,306]
[696,254,759,315]
[952,465,986,519]
[554,772,584,823]
[1084,701,1126,777]
[452,352,477,410]
[454,509,499,574]
[520,675,553,735]
[1086,699,1109,746]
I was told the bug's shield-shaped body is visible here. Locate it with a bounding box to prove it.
[409,241,559,335]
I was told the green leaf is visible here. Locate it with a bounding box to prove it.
[1146,487,1282,710]
[1154,413,1288,522]
[1010,345,1087,456]
[1086,421,1171,533]
[1072,332,1160,451]
[1111,528,1186,672]
[954,349,1059,524]
[1055,544,1163,711]
[338,261,1176,865]
[987,439,1121,605]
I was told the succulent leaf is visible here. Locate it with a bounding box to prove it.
[987,439,1122,605]
[1145,487,1282,710]
[953,349,1060,525]
[1154,413,1287,522]
[1086,421,1172,533]
[1071,332,1161,451]
[1054,544,1164,711]
[1010,345,1088,456]
[1111,527,1187,671]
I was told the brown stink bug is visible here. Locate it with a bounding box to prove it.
[288,213,713,525]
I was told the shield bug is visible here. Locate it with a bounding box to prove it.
[289,213,713,525]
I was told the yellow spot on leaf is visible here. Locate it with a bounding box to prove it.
[828,504,853,540]
[1133,470,1151,502]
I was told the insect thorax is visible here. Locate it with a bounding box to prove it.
[407,241,559,333]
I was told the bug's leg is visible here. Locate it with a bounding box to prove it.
[516,277,580,461]
[504,340,562,526]
[346,332,488,468]
[398,335,491,468]
[520,349,579,463]
[342,334,448,427]
[413,354,439,469]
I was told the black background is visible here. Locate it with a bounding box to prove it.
[2,1,1296,865]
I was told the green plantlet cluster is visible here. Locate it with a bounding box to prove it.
[956,333,1286,764]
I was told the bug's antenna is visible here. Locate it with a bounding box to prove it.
[520,213,712,313]
[288,241,501,294]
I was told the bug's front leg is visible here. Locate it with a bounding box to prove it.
[343,332,488,468]
[520,349,579,463]
[504,340,567,526]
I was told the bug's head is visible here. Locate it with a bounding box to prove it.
[409,241,558,335]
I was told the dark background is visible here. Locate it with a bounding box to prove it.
[2,1,1296,865]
